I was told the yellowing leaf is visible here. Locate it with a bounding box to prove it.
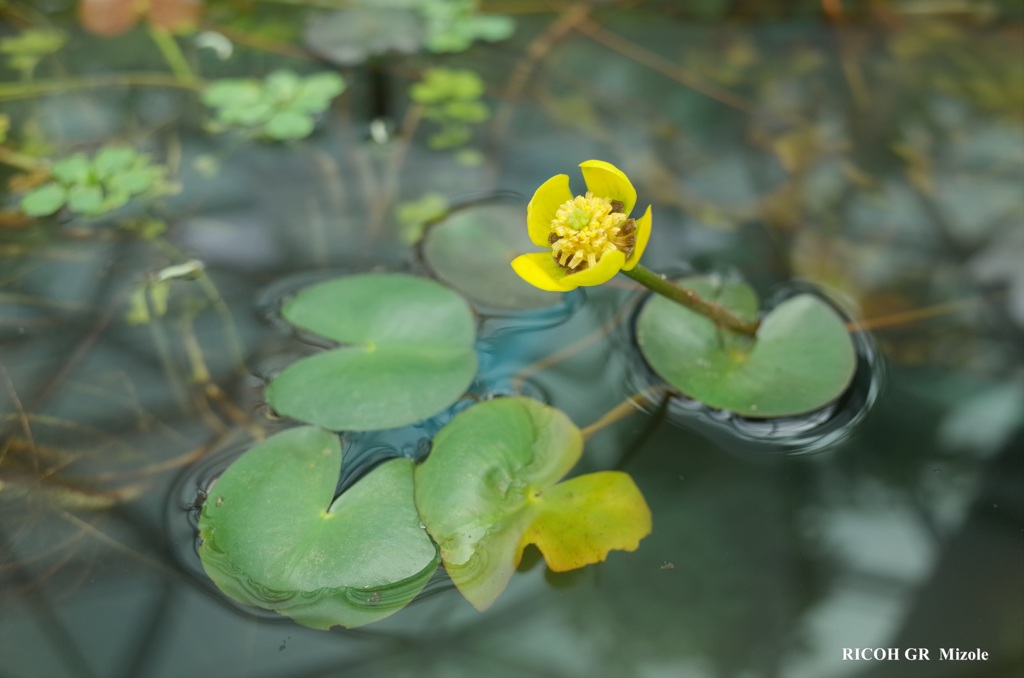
[415,398,651,611]
[518,471,651,572]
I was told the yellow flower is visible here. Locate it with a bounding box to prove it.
[511,160,652,292]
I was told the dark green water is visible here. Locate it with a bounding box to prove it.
[1,2,1022,677]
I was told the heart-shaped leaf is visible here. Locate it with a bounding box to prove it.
[636,276,856,418]
[415,397,651,610]
[422,205,561,310]
[266,274,478,431]
[198,426,439,630]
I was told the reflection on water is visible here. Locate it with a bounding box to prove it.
[1,2,1022,677]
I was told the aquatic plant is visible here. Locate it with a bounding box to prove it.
[0,29,65,78]
[199,397,651,627]
[304,7,425,66]
[512,160,652,291]
[19,146,175,218]
[411,68,490,150]
[516,161,856,417]
[265,274,478,431]
[0,2,888,640]
[416,0,515,53]
[1,3,1018,673]
[197,271,656,627]
[199,426,439,630]
[303,0,513,69]
[415,397,651,611]
[202,70,346,141]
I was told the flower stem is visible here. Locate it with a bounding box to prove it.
[621,264,760,336]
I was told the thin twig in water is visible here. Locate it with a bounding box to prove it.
[0,74,203,101]
[574,18,758,116]
[581,386,669,441]
[847,294,1001,332]
[493,2,593,142]
[0,364,38,472]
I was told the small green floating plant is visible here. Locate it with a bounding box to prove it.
[0,28,65,78]
[20,145,175,218]
[411,68,490,151]
[198,160,857,630]
[202,70,346,141]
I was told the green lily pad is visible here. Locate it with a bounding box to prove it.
[415,397,651,610]
[422,205,561,310]
[198,426,439,630]
[266,274,478,431]
[636,276,856,418]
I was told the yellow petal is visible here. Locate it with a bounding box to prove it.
[511,253,574,292]
[622,204,652,271]
[562,249,625,288]
[579,160,636,216]
[527,174,572,247]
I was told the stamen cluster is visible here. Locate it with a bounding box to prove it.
[548,193,637,272]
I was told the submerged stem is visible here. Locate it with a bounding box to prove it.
[581,387,668,441]
[0,74,202,101]
[621,264,760,336]
[148,25,198,84]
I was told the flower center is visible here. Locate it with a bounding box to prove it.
[566,208,591,231]
[548,193,636,273]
